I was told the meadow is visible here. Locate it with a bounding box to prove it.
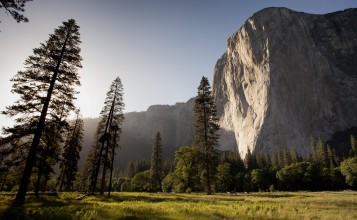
[0,191,356,220]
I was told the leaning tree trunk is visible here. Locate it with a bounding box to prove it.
[92,98,115,194]
[15,33,70,205]
[100,145,109,195]
[108,129,118,196]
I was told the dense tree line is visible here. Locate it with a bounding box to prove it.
[113,137,356,193]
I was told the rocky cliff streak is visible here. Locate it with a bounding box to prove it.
[213,7,357,157]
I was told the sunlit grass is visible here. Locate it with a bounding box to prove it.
[0,191,356,219]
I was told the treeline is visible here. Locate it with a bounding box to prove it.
[90,136,356,194]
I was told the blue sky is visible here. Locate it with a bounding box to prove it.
[1,0,356,129]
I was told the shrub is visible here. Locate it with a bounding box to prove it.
[340,157,357,188]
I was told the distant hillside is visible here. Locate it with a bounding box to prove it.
[79,99,196,171]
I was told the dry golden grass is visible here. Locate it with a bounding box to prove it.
[0,191,356,219]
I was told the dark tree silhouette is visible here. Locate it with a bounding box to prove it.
[150,132,163,192]
[1,19,82,204]
[34,122,62,195]
[87,77,124,195]
[193,76,219,194]
[0,0,32,23]
[57,110,84,191]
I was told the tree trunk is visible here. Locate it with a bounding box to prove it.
[202,90,211,195]
[92,98,115,194]
[15,33,70,205]
[108,130,117,196]
[58,166,66,191]
[100,146,108,195]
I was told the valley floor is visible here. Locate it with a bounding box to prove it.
[0,191,356,219]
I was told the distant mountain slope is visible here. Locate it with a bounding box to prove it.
[79,99,196,170]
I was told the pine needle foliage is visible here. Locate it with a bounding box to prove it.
[150,132,163,192]
[193,76,219,194]
[1,19,82,203]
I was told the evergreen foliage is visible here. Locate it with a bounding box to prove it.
[86,77,124,195]
[34,122,62,195]
[57,110,84,191]
[193,76,219,194]
[150,132,163,192]
[0,0,32,23]
[172,146,200,192]
[340,157,357,188]
[0,19,82,203]
[350,135,357,157]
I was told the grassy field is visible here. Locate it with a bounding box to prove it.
[0,191,356,219]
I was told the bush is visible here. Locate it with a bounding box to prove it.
[340,157,357,188]
[215,163,232,192]
[276,162,318,191]
[269,184,275,192]
[131,170,152,192]
[121,179,132,192]
[162,172,175,193]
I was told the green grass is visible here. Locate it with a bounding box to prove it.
[0,191,356,219]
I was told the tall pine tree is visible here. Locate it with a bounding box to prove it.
[150,132,163,192]
[1,19,82,203]
[193,76,219,194]
[88,77,124,195]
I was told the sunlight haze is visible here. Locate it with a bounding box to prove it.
[1,0,356,130]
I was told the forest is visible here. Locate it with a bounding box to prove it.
[0,1,356,211]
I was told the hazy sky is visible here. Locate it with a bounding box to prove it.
[1,0,356,130]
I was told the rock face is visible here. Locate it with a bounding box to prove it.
[79,99,195,170]
[213,7,357,157]
[119,99,195,163]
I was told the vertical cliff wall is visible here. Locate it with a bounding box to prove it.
[213,7,357,157]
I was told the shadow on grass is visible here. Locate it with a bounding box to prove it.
[2,203,27,220]
[0,195,79,220]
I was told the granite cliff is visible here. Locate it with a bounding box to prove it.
[213,7,357,157]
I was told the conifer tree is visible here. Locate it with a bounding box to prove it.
[193,76,219,194]
[57,110,84,191]
[315,138,329,168]
[282,147,292,166]
[350,135,357,157]
[88,77,124,195]
[1,19,82,203]
[83,140,101,192]
[34,122,62,195]
[290,148,302,164]
[244,148,257,171]
[150,132,163,192]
